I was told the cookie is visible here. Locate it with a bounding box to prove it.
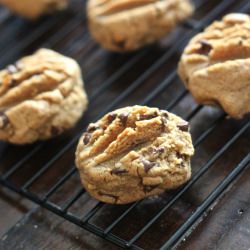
[0,0,68,19]
[0,48,88,144]
[178,13,250,119]
[87,0,194,52]
[75,106,194,204]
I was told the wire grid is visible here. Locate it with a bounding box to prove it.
[0,0,249,249]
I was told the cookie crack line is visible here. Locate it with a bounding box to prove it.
[92,0,161,17]
[0,74,70,112]
[81,107,166,164]
[75,106,194,204]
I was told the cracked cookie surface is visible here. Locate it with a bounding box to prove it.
[178,13,250,119]
[87,0,194,52]
[0,0,68,19]
[75,106,194,204]
[0,48,88,144]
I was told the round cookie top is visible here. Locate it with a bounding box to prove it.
[87,0,194,52]
[76,106,194,204]
[0,0,68,19]
[178,13,250,118]
[0,49,88,144]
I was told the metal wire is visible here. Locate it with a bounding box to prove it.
[160,153,250,250]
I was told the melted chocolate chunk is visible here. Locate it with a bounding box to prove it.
[197,40,213,56]
[139,112,158,120]
[118,112,129,126]
[141,159,157,173]
[107,113,117,124]
[6,64,19,74]
[83,132,92,145]
[51,126,61,136]
[111,168,128,175]
[87,124,99,132]
[143,185,158,193]
[0,112,9,129]
[177,121,189,132]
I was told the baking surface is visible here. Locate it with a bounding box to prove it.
[0,0,249,249]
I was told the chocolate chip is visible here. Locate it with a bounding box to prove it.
[51,126,60,136]
[157,147,165,154]
[83,132,92,145]
[8,79,17,88]
[0,112,9,129]
[161,110,169,118]
[114,40,126,49]
[143,185,158,192]
[139,112,158,120]
[148,146,164,155]
[161,117,167,132]
[176,152,183,159]
[198,40,213,55]
[141,159,157,173]
[176,153,188,167]
[87,124,99,132]
[6,64,19,74]
[118,112,129,126]
[111,168,128,175]
[177,121,189,132]
[107,113,117,124]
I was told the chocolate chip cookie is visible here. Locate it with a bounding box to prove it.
[75,106,194,204]
[87,0,194,52]
[0,48,88,144]
[0,0,68,19]
[178,13,250,119]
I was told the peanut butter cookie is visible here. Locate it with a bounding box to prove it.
[87,0,194,52]
[0,0,68,19]
[0,48,88,144]
[178,13,250,119]
[75,106,194,204]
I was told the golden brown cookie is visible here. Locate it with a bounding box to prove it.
[0,48,88,144]
[87,0,194,52]
[0,0,68,19]
[75,106,194,204]
[178,13,250,119]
